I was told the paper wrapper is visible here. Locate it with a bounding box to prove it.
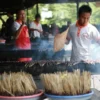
[54,28,69,52]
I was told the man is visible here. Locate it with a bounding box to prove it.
[50,23,59,36]
[12,8,32,62]
[5,11,14,43]
[66,5,100,70]
[29,14,43,38]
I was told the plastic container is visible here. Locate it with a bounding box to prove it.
[45,90,94,100]
[0,90,43,100]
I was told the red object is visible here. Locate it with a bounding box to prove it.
[76,20,88,37]
[15,26,31,49]
[15,21,32,62]
[34,20,39,26]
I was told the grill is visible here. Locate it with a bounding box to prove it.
[0,60,100,76]
[0,38,100,75]
[0,60,68,76]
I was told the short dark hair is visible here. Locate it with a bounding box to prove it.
[35,14,41,19]
[16,8,25,14]
[78,5,92,17]
[16,8,25,20]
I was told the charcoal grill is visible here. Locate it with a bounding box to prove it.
[0,60,100,76]
[0,38,100,75]
[0,60,68,76]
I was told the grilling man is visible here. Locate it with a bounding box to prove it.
[66,5,100,72]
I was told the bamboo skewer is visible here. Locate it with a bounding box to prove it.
[40,70,91,96]
[0,72,37,96]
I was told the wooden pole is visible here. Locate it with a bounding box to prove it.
[36,3,39,14]
[76,0,79,19]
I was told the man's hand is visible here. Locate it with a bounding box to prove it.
[22,18,26,25]
[30,28,43,33]
[36,29,43,33]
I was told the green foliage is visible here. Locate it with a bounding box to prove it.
[27,5,37,22]
[89,3,100,24]
[0,15,8,29]
[0,2,100,29]
[27,2,100,27]
[38,3,77,27]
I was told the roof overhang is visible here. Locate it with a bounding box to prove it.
[0,0,99,13]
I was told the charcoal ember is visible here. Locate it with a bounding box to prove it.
[25,62,36,68]
[0,60,68,75]
[26,63,43,76]
[38,61,46,66]
[0,61,26,73]
[56,63,67,72]
[43,62,57,73]
[0,66,11,73]
[10,66,24,72]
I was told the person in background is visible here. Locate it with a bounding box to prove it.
[29,14,43,38]
[60,21,71,32]
[5,11,14,43]
[12,8,32,62]
[66,5,100,72]
[50,23,59,36]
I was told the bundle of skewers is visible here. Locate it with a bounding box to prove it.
[0,72,37,96]
[40,69,91,96]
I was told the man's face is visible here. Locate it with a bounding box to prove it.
[36,17,41,22]
[79,12,91,26]
[18,10,26,21]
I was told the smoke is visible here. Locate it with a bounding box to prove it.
[63,41,100,61]
[38,39,54,60]
[90,42,100,60]
[63,42,72,61]
[31,38,54,60]
[31,38,67,60]
[32,39,100,61]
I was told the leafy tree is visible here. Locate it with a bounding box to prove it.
[27,2,100,27]
[0,2,100,29]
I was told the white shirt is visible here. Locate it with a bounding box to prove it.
[12,21,29,38]
[67,23,100,63]
[29,21,43,38]
[12,21,21,32]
